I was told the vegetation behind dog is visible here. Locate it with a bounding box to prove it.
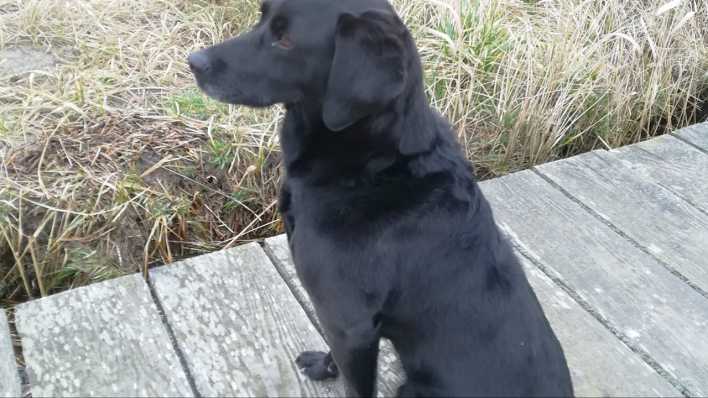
[1,0,707,305]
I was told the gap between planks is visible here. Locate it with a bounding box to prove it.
[146,277,201,397]
[260,240,324,337]
[511,241,690,397]
[532,162,708,303]
[619,145,708,218]
[525,161,699,396]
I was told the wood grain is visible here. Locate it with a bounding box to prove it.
[15,274,192,397]
[521,256,679,396]
[606,135,708,213]
[536,150,708,293]
[150,242,347,397]
[0,309,21,398]
[674,122,708,151]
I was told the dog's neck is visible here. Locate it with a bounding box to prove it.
[281,73,438,182]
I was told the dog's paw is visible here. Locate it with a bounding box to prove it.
[295,351,339,380]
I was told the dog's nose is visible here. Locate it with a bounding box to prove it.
[188,51,211,74]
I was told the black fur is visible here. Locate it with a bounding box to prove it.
[188,0,573,396]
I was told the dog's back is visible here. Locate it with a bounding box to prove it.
[385,186,572,397]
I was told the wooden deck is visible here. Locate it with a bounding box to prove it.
[2,122,708,397]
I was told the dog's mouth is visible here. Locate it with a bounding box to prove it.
[195,79,282,108]
[191,74,244,105]
[196,80,241,104]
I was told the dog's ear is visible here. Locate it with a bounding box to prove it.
[322,11,407,132]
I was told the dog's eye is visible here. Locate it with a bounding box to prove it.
[272,34,294,50]
[270,16,292,50]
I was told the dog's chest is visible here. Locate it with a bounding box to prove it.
[288,170,488,238]
[291,177,431,234]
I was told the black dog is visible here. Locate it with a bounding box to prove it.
[188,0,573,396]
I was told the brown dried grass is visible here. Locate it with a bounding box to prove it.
[1,0,707,304]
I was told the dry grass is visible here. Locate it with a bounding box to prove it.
[1,0,707,304]
[408,0,708,173]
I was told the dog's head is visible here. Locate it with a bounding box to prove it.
[188,0,413,132]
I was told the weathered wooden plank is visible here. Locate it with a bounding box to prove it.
[264,235,405,397]
[604,135,708,212]
[150,242,346,397]
[674,122,708,151]
[536,150,708,294]
[481,170,708,396]
[0,309,21,398]
[266,234,678,397]
[15,274,192,397]
[263,235,317,324]
[521,257,679,396]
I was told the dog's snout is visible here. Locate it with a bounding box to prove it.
[188,51,211,74]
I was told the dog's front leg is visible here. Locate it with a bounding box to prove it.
[326,323,380,397]
[292,249,384,396]
[278,182,295,240]
[297,315,380,397]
